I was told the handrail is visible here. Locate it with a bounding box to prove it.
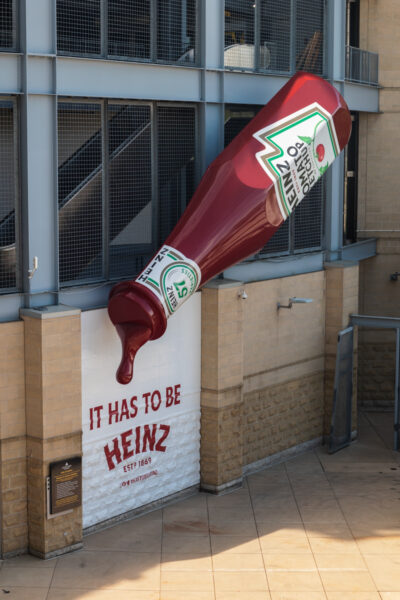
[345,46,379,86]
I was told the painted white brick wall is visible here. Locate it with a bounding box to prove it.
[81,294,201,528]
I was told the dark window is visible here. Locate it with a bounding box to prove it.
[0,100,18,291]
[108,104,152,279]
[58,100,197,286]
[260,0,291,72]
[224,103,325,258]
[225,0,325,75]
[57,0,198,64]
[157,0,197,63]
[158,106,196,243]
[58,103,103,283]
[57,0,101,56]
[295,0,324,75]
[108,0,151,59]
[0,0,16,50]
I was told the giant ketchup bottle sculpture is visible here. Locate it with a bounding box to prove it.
[108,72,352,384]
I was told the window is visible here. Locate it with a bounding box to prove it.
[0,99,18,292]
[225,104,325,257]
[224,0,325,75]
[58,100,197,286]
[0,0,17,51]
[57,0,198,65]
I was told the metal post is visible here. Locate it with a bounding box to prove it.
[395,328,400,451]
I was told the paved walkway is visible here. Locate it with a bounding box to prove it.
[1,412,400,599]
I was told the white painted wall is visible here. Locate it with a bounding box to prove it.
[81,293,201,528]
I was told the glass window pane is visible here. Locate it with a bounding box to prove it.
[0,101,17,290]
[0,0,14,50]
[157,0,197,64]
[296,0,324,75]
[58,102,103,284]
[158,106,196,245]
[225,0,255,69]
[108,0,150,59]
[108,104,152,279]
[57,0,101,55]
[259,0,291,72]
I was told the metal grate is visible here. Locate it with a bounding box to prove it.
[0,0,15,50]
[0,100,17,291]
[58,100,197,286]
[108,0,150,60]
[224,0,255,69]
[224,104,262,146]
[58,102,103,284]
[108,104,152,279]
[157,0,197,63]
[329,327,354,454]
[346,46,379,86]
[158,106,196,245]
[294,176,324,251]
[295,0,324,75]
[259,0,290,72]
[260,220,290,255]
[57,0,101,55]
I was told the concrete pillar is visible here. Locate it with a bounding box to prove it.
[200,279,244,493]
[21,305,82,559]
[324,261,359,437]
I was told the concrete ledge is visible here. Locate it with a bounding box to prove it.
[83,484,199,536]
[243,436,323,476]
[201,476,243,495]
[20,304,81,319]
[29,542,83,560]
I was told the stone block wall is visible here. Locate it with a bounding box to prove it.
[0,322,27,556]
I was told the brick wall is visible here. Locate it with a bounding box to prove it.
[0,322,27,556]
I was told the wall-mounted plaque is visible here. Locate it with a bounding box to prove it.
[50,457,82,514]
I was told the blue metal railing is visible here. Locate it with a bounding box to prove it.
[346,46,379,86]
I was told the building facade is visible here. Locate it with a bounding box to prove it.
[0,0,387,558]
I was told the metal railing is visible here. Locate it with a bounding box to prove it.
[346,46,379,86]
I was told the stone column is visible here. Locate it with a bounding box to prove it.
[21,305,82,559]
[324,261,359,437]
[0,321,27,557]
[200,279,244,493]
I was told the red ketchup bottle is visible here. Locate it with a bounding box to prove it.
[108,72,352,384]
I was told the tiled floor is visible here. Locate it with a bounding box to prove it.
[1,411,400,599]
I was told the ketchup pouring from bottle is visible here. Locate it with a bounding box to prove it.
[108,72,352,384]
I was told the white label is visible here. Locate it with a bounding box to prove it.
[135,245,201,317]
[253,102,340,219]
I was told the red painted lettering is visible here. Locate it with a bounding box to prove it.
[142,424,157,452]
[108,401,119,424]
[104,437,122,470]
[155,424,170,452]
[121,429,134,460]
[174,384,181,405]
[166,386,174,407]
[151,390,161,411]
[130,396,138,418]
[143,392,151,414]
[120,399,130,421]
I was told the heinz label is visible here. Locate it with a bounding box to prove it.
[136,245,201,317]
[253,102,340,219]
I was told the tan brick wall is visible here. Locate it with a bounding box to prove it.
[201,281,244,490]
[200,272,328,485]
[0,321,27,556]
[22,308,82,558]
[358,1,400,397]
[243,372,324,466]
[358,329,396,411]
